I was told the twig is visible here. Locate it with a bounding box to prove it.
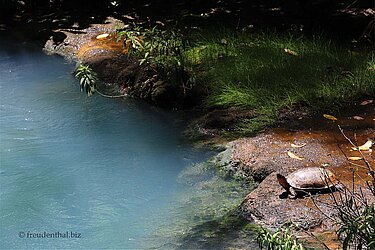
[338,125,374,176]
[336,142,368,170]
[345,0,359,8]
[302,230,331,250]
[96,90,128,98]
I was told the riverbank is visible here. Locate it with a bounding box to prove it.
[42,17,374,248]
[234,105,374,248]
[3,12,374,248]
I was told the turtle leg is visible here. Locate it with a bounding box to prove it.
[288,187,297,199]
[277,174,292,198]
[277,174,290,191]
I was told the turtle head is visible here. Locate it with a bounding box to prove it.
[277,174,290,192]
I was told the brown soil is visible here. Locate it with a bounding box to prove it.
[43,17,185,108]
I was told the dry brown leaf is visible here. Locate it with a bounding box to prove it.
[348,156,362,161]
[323,114,338,121]
[351,140,374,151]
[96,33,109,40]
[284,48,298,56]
[291,143,306,148]
[353,116,364,120]
[287,151,304,160]
[360,100,373,106]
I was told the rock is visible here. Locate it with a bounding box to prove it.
[42,17,191,107]
[151,81,167,100]
[240,173,327,230]
[230,122,375,238]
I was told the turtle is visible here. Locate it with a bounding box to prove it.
[277,167,340,199]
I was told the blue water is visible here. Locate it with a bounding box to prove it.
[0,38,211,249]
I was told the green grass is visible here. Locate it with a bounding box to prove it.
[114,25,374,134]
[182,29,375,134]
[256,225,305,250]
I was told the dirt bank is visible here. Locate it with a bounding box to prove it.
[43,17,190,108]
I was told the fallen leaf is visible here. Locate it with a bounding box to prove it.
[353,116,364,120]
[155,21,165,26]
[323,114,338,121]
[96,33,109,40]
[287,151,304,160]
[284,48,298,56]
[351,140,374,151]
[360,100,373,106]
[291,143,306,148]
[221,38,228,44]
[122,15,135,20]
[348,156,362,161]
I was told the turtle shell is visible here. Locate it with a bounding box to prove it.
[286,167,338,190]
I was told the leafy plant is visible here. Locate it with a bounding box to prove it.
[256,226,305,250]
[312,127,375,250]
[337,199,375,250]
[117,25,185,65]
[74,64,98,96]
[116,26,143,54]
[334,128,375,249]
[116,24,193,92]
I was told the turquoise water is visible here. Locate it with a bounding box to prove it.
[0,38,213,249]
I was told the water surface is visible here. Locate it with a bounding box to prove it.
[0,38,212,249]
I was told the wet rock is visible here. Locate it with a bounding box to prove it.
[229,112,375,245]
[229,135,338,230]
[151,81,168,104]
[229,133,347,183]
[240,173,327,230]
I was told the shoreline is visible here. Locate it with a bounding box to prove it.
[4,16,374,248]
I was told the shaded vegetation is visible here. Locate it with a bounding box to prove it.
[116,24,190,92]
[1,0,373,43]
[117,23,374,134]
[183,30,374,134]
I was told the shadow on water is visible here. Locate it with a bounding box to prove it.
[177,210,257,250]
[144,157,260,249]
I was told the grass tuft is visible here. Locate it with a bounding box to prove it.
[182,30,374,134]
